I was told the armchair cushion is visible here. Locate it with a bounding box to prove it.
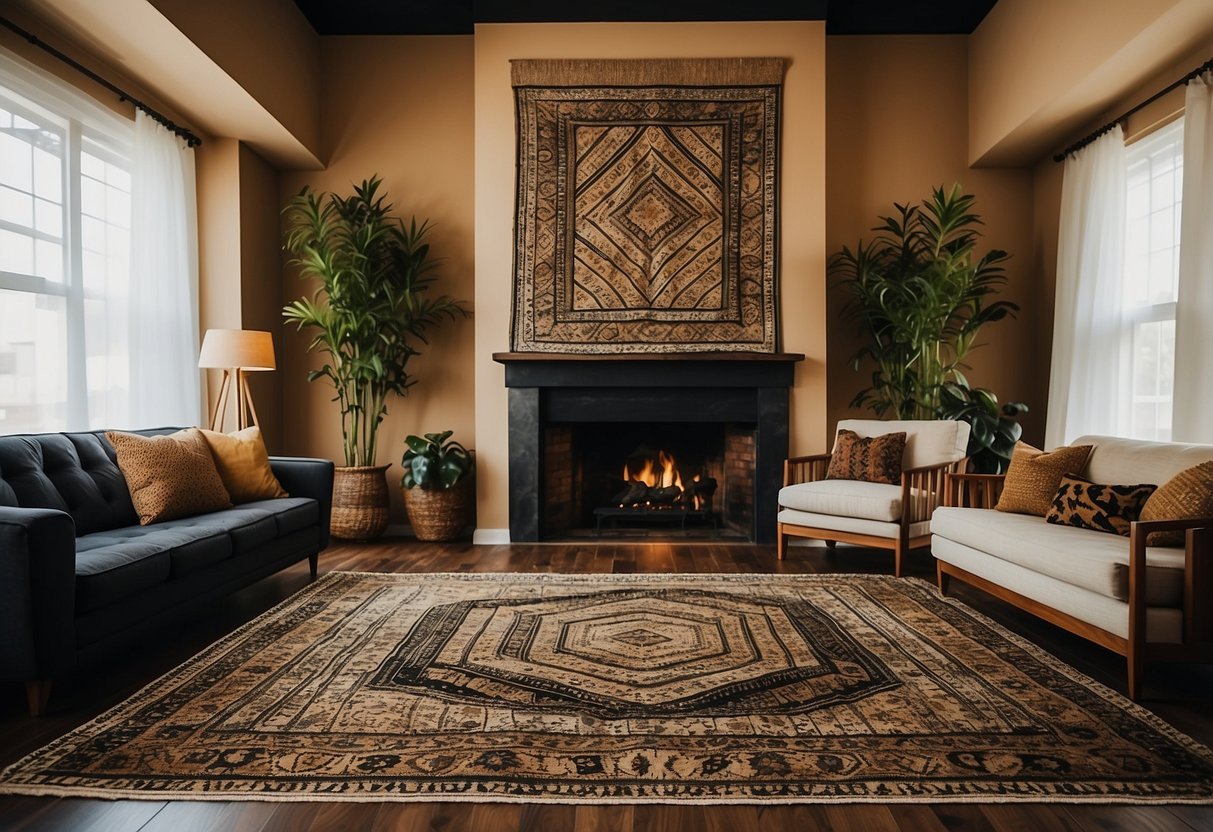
[778,508,930,540]
[835,419,970,470]
[779,480,903,522]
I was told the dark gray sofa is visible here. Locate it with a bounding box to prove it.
[0,427,333,715]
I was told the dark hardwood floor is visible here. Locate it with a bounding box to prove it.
[1,539,1210,831]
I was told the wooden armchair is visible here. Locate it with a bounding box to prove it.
[777,419,970,576]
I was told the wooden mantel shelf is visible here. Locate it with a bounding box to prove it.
[492,352,805,363]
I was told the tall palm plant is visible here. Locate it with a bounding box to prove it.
[283,176,469,467]
[831,184,1016,420]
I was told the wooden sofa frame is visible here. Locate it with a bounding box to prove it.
[777,453,965,577]
[938,472,1213,700]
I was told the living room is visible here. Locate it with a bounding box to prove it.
[0,0,1211,828]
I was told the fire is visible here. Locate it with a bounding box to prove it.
[617,448,710,511]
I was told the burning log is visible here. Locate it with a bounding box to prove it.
[611,482,650,506]
[648,486,681,504]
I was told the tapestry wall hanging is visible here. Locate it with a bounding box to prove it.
[510,58,784,354]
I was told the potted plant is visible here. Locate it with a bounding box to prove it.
[831,184,1026,472]
[401,431,474,541]
[283,176,469,539]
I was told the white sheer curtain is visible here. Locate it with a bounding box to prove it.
[128,110,201,428]
[1046,126,1127,449]
[1172,71,1213,443]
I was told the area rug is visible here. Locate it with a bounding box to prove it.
[2,572,1212,804]
[510,58,782,354]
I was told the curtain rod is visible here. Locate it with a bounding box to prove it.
[1054,57,1213,162]
[0,16,202,147]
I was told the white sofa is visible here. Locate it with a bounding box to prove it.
[778,419,970,576]
[931,434,1213,699]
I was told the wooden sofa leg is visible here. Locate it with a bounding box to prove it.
[309,552,319,581]
[1127,649,1144,701]
[936,563,951,596]
[824,540,836,550]
[25,679,52,717]
[776,529,787,561]
[893,540,904,578]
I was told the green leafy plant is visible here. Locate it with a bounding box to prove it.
[938,382,1028,473]
[401,431,473,490]
[831,184,1017,420]
[283,176,469,468]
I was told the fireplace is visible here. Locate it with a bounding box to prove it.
[495,353,802,543]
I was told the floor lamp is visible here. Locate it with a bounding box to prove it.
[198,329,276,432]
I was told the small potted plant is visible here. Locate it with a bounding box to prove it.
[401,431,474,541]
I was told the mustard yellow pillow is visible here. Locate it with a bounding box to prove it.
[995,442,1093,517]
[106,428,232,525]
[200,426,288,503]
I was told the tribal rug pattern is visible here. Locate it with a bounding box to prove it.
[2,572,1211,803]
[511,59,781,353]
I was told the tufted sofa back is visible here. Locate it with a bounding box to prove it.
[0,427,180,536]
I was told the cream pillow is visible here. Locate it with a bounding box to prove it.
[106,428,233,525]
[200,426,288,504]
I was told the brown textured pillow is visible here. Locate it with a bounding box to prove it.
[1138,460,1213,546]
[201,426,287,503]
[1044,475,1156,536]
[995,442,1094,517]
[826,429,907,485]
[106,428,232,525]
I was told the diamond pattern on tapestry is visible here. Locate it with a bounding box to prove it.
[512,65,780,353]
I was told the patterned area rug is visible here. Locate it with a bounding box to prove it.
[510,59,781,353]
[2,572,1212,803]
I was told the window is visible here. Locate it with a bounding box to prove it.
[1121,117,1183,441]
[0,65,131,432]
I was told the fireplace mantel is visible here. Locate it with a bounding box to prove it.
[495,352,803,543]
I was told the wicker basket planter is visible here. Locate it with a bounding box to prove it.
[403,479,473,542]
[331,464,391,541]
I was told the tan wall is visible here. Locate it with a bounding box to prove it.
[826,37,1041,444]
[970,0,1213,165]
[237,144,285,452]
[149,0,320,158]
[474,22,828,534]
[280,36,476,524]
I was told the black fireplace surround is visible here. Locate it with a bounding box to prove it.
[495,353,803,543]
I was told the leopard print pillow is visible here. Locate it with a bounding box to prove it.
[106,428,233,525]
[826,429,906,485]
[1045,474,1156,536]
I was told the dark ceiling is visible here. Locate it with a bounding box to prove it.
[292,0,998,36]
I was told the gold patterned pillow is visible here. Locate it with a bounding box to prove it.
[201,426,287,504]
[1138,460,1213,546]
[995,442,1093,517]
[826,429,906,485]
[106,428,232,525]
[1045,475,1156,536]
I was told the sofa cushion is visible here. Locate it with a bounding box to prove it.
[0,437,70,513]
[780,480,903,522]
[106,429,232,524]
[827,429,906,484]
[75,525,230,612]
[1138,460,1213,546]
[1075,434,1213,488]
[154,498,318,560]
[1044,475,1156,536]
[201,427,288,503]
[996,442,1093,517]
[931,507,1184,606]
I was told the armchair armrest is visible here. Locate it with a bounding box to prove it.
[0,507,77,682]
[944,472,1006,508]
[901,459,967,524]
[270,457,335,550]
[783,453,832,486]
